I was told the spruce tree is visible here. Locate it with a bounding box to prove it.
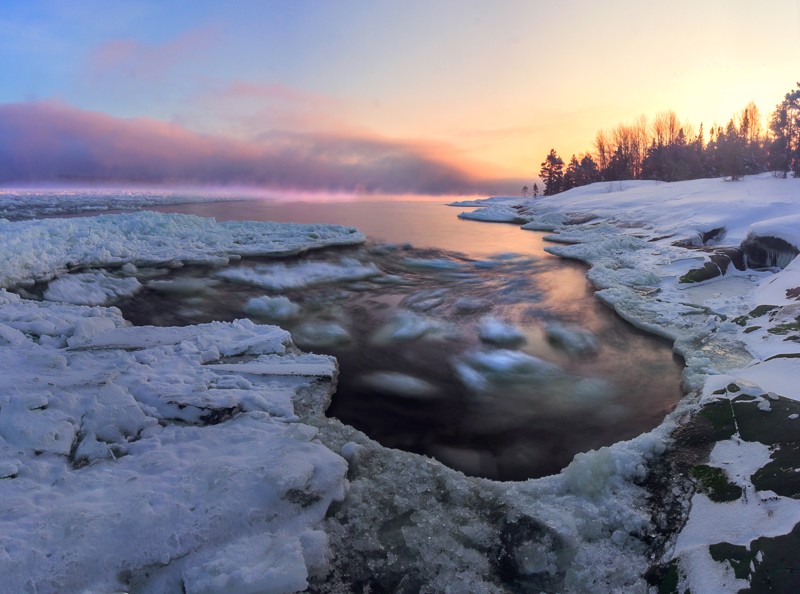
[539,149,565,195]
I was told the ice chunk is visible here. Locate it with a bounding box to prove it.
[216,258,380,290]
[544,323,599,357]
[401,288,448,312]
[457,205,531,223]
[67,316,117,347]
[371,311,452,344]
[146,278,219,295]
[43,271,142,305]
[454,349,560,391]
[207,354,337,378]
[453,297,490,314]
[358,371,441,399]
[243,296,301,321]
[291,322,351,349]
[0,323,29,346]
[477,316,527,347]
[401,258,465,271]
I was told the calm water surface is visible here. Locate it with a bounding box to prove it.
[121,198,684,480]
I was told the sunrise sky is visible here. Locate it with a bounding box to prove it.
[2,0,799,194]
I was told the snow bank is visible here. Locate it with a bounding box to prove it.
[480,173,800,247]
[477,173,800,592]
[746,214,800,250]
[457,203,532,223]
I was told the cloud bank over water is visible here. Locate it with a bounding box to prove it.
[0,102,522,195]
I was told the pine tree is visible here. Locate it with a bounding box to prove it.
[539,149,565,195]
[769,84,800,177]
[563,154,580,190]
[718,119,746,180]
[578,154,600,185]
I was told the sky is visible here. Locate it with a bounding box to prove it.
[1,0,799,195]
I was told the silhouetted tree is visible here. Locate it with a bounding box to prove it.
[563,154,581,190]
[578,154,600,185]
[717,119,746,180]
[535,96,785,187]
[539,149,564,195]
[533,182,539,197]
[769,84,800,177]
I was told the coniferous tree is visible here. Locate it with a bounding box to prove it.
[769,84,800,177]
[539,149,565,195]
[562,154,581,190]
[718,119,746,180]
[578,154,600,185]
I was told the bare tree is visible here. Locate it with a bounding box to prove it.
[594,130,611,172]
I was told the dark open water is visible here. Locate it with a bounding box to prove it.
[117,197,683,480]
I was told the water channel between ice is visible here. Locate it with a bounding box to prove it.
[116,198,684,480]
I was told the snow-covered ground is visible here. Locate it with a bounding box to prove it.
[463,172,800,592]
[2,173,800,593]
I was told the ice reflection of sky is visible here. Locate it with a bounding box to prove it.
[144,198,683,480]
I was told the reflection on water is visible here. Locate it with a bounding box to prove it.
[128,198,684,480]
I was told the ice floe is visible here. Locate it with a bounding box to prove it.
[43,270,142,305]
[243,295,302,320]
[477,316,527,347]
[357,371,441,399]
[544,322,600,357]
[0,211,365,288]
[454,349,561,392]
[216,257,380,290]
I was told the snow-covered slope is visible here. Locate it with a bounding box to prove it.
[465,173,800,592]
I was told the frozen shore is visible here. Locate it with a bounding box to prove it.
[1,173,800,593]
[462,172,800,592]
[0,208,666,593]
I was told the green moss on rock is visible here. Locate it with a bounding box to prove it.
[709,542,755,580]
[689,465,742,502]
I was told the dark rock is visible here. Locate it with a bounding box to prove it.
[742,235,799,269]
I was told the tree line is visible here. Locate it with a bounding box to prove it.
[537,83,800,196]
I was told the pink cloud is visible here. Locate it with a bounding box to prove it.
[0,102,523,194]
[186,80,358,141]
[85,26,221,81]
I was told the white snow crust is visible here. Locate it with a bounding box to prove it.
[0,210,365,288]
[0,290,346,593]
